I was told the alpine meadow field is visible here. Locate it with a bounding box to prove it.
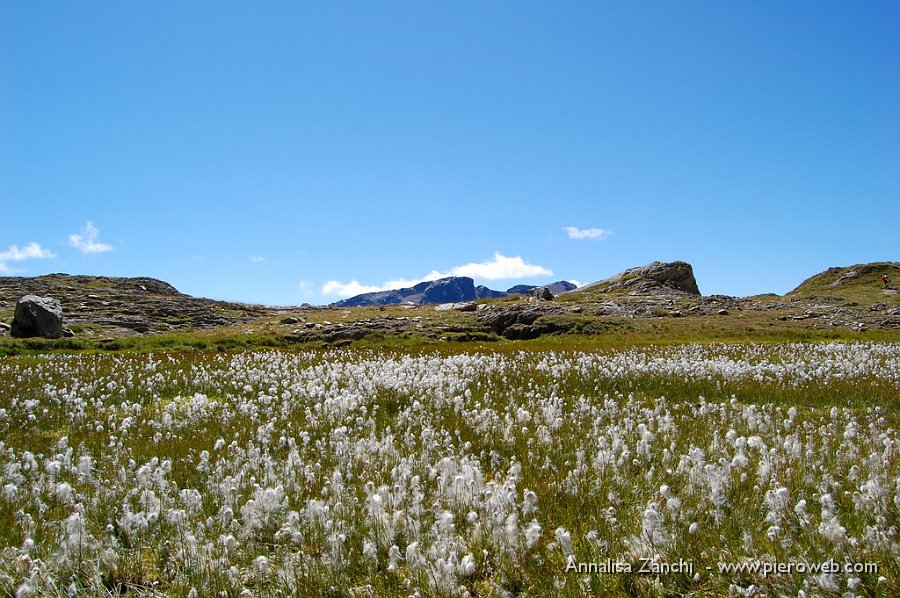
[1,342,898,597]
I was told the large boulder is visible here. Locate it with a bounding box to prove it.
[11,295,64,338]
[528,286,554,301]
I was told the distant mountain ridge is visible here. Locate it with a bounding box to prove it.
[332,277,578,307]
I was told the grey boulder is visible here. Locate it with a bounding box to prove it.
[528,287,554,301]
[11,295,64,338]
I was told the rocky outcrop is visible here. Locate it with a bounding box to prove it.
[580,261,700,296]
[475,304,596,339]
[11,295,64,338]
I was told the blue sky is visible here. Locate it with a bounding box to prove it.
[2,2,897,305]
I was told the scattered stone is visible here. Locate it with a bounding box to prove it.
[435,302,477,312]
[11,295,64,338]
[281,317,302,325]
[717,309,729,316]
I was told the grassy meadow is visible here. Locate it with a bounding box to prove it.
[0,341,898,596]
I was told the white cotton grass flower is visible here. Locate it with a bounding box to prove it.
[221,534,238,552]
[387,545,402,572]
[524,521,542,548]
[76,455,93,478]
[554,527,573,555]
[362,539,378,562]
[642,505,669,548]
[793,499,810,528]
[522,489,538,515]
[818,512,847,545]
[405,541,425,570]
[459,553,476,577]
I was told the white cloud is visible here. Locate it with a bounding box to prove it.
[0,242,56,274]
[321,252,553,298]
[563,226,613,240]
[250,256,266,263]
[69,221,114,254]
[322,279,386,297]
[448,252,553,280]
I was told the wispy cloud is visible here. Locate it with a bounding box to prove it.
[321,252,553,298]
[250,256,266,263]
[563,226,613,240]
[298,281,315,298]
[69,221,114,254]
[0,242,56,274]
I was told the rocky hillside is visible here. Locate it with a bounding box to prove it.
[788,262,899,304]
[0,274,272,335]
[332,277,578,307]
